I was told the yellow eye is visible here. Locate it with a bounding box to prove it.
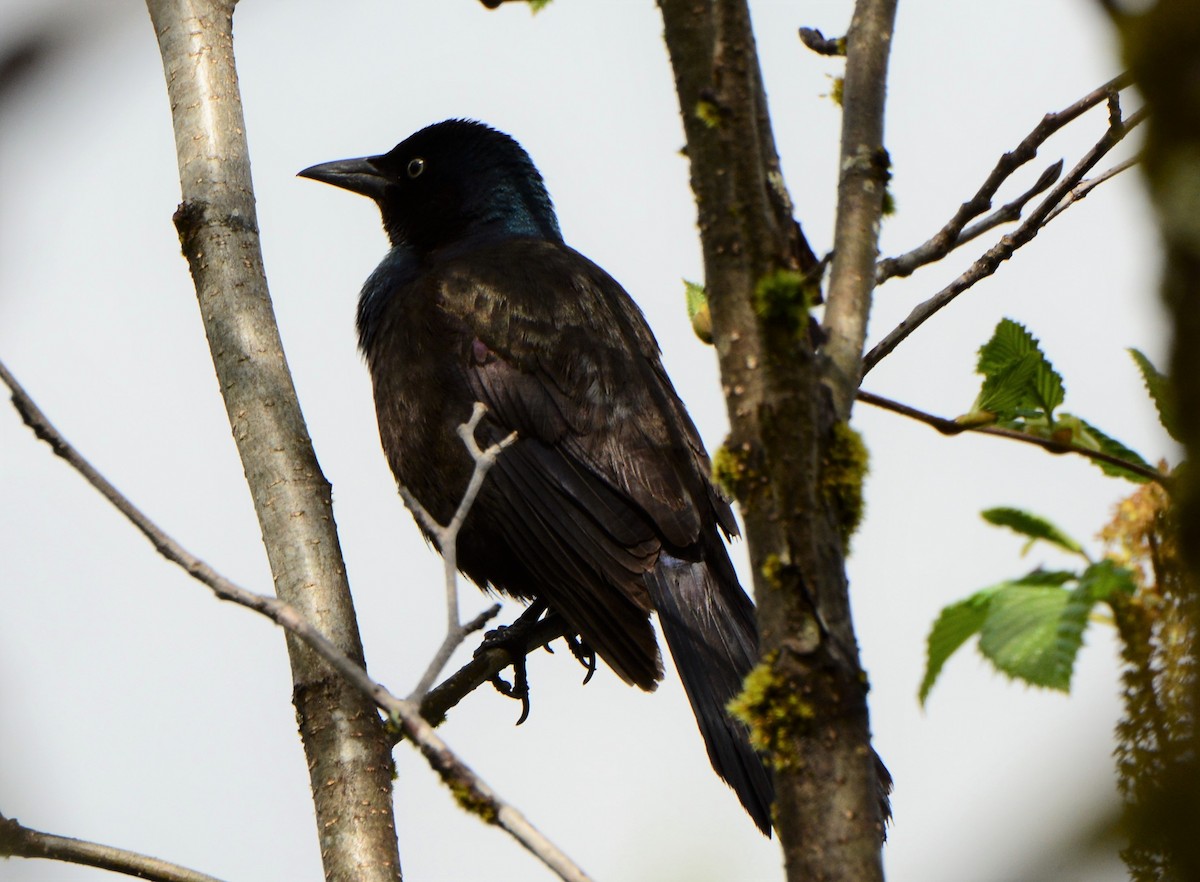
[407,157,426,179]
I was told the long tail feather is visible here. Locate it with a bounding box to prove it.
[646,553,774,834]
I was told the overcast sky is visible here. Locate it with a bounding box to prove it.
[0,2,1169,881]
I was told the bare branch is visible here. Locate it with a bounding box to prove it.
[876,72,1134,283]
[821,0,899,419]
[143,2,399,877]
[880,160,1064,282]
[0,813,226,882]
[405,402,518,700]
[0,361,593,882]
[857,389,1168,485]
[863,106,1147,374]
[1044,154,1140,224]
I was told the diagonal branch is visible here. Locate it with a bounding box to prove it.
[0,813,226,882]
[857,389,1169,485]
[877,72,1133,283]
[0,360,593,882]
[863,106,1147,374]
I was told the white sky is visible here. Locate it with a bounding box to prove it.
[0,2,1168,881]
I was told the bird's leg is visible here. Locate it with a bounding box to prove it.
[477,600,548,725]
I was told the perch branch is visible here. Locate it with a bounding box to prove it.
[0,361,593,882]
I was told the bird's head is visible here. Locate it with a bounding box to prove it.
[299,119,562,254]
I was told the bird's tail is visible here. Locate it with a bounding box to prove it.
[646,551,774,835]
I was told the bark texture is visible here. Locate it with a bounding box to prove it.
[144,2,401,880]
[657,1,892,879]
[1117,2,1200,878]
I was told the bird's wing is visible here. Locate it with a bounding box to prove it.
[435,238,727,552]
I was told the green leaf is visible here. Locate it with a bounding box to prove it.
[1129,348,1179,441]
[919,589,995,705]
[1078,559,1137,602]
[978,581,1095,691]
[1010,568,1078,587]
[977,352,1042,419]
[977,318,1039,376]
[1075,417,1153,484]
[982,507,1086,557]
[684,279,707,320]
[974,319,1065,420]
[683,279,712,344]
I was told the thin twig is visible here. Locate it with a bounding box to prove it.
[403,402,518,700]
[941,160,1063,255]
[0,813,226,882]
[857,389,1168,485]
[876,72,1133,283]
[862,106,1147,374]
[0,361,594,882]
[1044,154,1140,225]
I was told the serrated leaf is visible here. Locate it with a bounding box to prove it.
[977,319,1039,376]
[982,507,1085,556]
[1075,417,1154,484]
[974,319,1064,419]
[919,589,995,705]
[1032,356,1066,417]
[977,353,1042,419]
[1129,348,1180,441]
[978,582,1094,691]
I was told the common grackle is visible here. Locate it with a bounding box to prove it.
[300,119,773,833]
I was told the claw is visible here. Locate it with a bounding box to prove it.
[487,657,531,725]
[563,632,597,685]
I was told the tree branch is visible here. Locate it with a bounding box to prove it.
[876,73,1133,283]
[857,388,1169,484]
[658,0,890,878]
[863,105,1147,374]
[403,402,517,700]
[821,0,899,419]
[0,813,226,882]
[0,359,594,882]
[142,3,400,879]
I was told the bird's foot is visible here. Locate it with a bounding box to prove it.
[487,659,531,725]
[474,601,548,725]
[561,632,597,685]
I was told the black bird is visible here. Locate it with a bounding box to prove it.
[300,120,773,833]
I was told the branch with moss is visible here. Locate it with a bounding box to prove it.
[658,0,893,879]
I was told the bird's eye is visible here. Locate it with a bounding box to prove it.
[407,157,426,179]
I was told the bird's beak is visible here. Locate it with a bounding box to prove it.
[297,156,389,201]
